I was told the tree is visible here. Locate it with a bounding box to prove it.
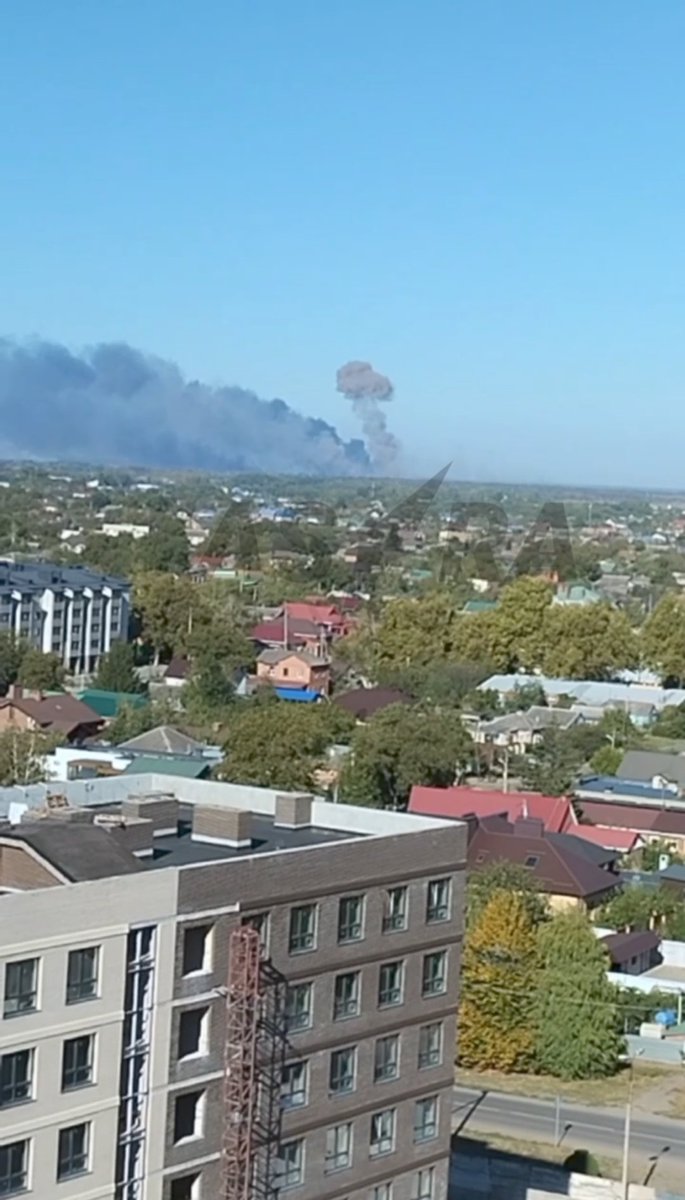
[564,1151,601,1177]
[459,891,538,1072]
[492,577,554,672]
[0,729,60,785]
[0,633,24,694]
[598,709,639,749]
[519,727,583,796]
[643,594,685,685]
[136,515,189,574]
[535,910,623,1079]
[467,861,549,929]
[183,653,235,721]
[219,701,355,791]
[504,682,547,712]
[642,838,684,872]
[134,572,195,662]
[590,744,622,776]
[17,648,64,691]
[371,593,462,671]
[541,603,638,680]
[652,701,685,739]
[95,641,141,693]
[338,704,473,809]
[106,698,174,745]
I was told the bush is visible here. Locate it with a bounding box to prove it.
[563,1149,601,1176]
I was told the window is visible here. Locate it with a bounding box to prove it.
[173,1090,205,1142]
[170,1175,201,1200]
[369,1108,395,1157]
[242,912,269,952]
[378,961,404,1008]
[325,1123,352,1173]
[57,1123,90,1180]
[281,1061,308,1109]
[66,947,99,1004]
[374,1186,393,1200]
[374,1035,399,1083]
[418,1022,443,1069]
[0,1140,28,1195]
[182,925,213,975]
[333,971,360,1020]
[62,1035,94,1090]
[422,951,447,998]
[178,1008,209,1060]
[415,1167,434,1200]
[414,1096,439,1142]
[277,1139,304,1190]
[0,1051,32,1107]
[524,854,540,869]
[285,982,312,1031]
[3,960,38,1017]
[382,887,408,933]
[289,905,317,954]
[426,878,451,924]
[329,1046,356,1095]
[338,895,364,943]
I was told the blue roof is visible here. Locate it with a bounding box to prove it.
[577,774,681,801]
[274,686,321,703]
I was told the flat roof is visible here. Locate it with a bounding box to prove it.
[146,808,352,869]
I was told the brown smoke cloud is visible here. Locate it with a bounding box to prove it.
[336,359,400,471]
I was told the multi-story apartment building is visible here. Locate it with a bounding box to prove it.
[0,562,130,671]
[0,774,466,1200]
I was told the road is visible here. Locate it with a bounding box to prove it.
[453,1084,685,1171]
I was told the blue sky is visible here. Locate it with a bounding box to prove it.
[2,1,685,485]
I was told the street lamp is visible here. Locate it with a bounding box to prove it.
[621,1048,644,1200]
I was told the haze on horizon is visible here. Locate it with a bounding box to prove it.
[1,1,684,487]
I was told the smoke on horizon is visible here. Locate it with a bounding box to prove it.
[336,359,400,470]
[0,338,372,476]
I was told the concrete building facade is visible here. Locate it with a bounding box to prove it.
[0,562,130,671]
[0,775,466,1200]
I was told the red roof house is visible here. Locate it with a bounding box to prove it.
[408,786,575,834]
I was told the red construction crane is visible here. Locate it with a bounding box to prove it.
[223,925,262,1200]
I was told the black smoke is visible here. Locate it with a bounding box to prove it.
[336,360,400,469]
[0,338,371,475]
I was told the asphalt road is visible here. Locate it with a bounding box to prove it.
[453,1084,685,1170]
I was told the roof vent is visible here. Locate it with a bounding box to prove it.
[191,805,252,849]
[122,793,179,837]
[94,813,154,858]
[274,794,312,830]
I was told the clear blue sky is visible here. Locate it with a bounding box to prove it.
[2,1,685,486]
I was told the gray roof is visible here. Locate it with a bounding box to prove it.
[118,725,205,756]
[618,750,685,789]
[479,673,685,711]
[0,561,129,593]
[479,706,579,736]
[0,821,144,881]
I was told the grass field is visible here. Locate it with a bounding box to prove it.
[455,1060,681,1107]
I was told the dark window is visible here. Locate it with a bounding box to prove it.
[422,951,447,998]
[178,1008,209,1059]
[329,1047,356,1095]
[338,896,364,943]
[277,1139,304,1189]
[62,1036,94,1090]
[170,1175,201,1200]
[182,925,212,975]
[426,879,451,923]
[57,1123,90,1180]
[242,912,269,952]
[0,1140,28,1195]
[378,961,404,1007]
[418,1023,443,1069]
[173,1090,204,1142]
[374,1035,399,1083]
[285,982,312,1031]
[0,1052,32,1107]
[66,947,99,1004]
[524,854,539,869]
[3,961,38,1017]
[333,972,360,1020]
[289,905,317,954]
[382,887,408,933]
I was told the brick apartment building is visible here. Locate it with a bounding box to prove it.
[0,775,465,1200]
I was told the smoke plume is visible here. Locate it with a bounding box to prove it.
[336,360,400,469]
[0,338,370,475]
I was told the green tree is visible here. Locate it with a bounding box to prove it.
[492,577,554,672]
[134,572,195,662]
[535,910,623,1079]
[338,704,473,809]
[590,744,622,776]
[95,641,141,693]
[80,532,138,577]
[467,861,549,929]
[542,603,638,680]
[0,633,24,694]
[459,891,538,1072]
[106,698,174,745]
[17,648,64,691]
[0,729,60,785]
[641,838,684,872]
[652,701,685,739]
[519,727,583,795]
[643,594,685,684]
[219,701,355,790]
[504,681,547,712]
[183,653,235,721]
[371,593,462,671]
[136,515,189,574]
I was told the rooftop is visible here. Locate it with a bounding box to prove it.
[0,561,129,592]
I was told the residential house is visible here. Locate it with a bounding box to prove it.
[0,685,104,742]
[334,687,412,722]
[617,750,685,797]
[478,673,685,724]
[250,600,352,652]
[76,689,149,722]
[575,798,685,857]
[256,648,332,696]
[472,706,580,754]
[466,814,620,911]
[164,657,191,689]
[599,930,662,975]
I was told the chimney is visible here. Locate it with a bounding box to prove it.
[514,816,545,838]
[192,806,252,849]
[122,793,179,837]
[7,683,22,702]
[95,813,154,858]
[274,794,312,829]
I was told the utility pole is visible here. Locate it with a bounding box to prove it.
[622,1049,644,1200]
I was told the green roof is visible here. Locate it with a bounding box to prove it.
[77,690,149,719]
[123,756,209,779]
